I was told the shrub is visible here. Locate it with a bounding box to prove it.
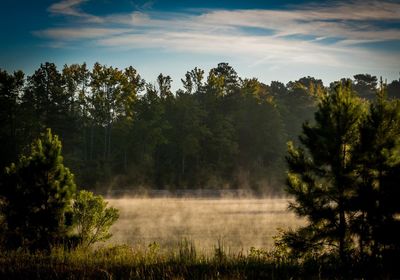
[72,190,119,248]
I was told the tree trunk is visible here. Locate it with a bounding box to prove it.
[90,125,94,160]
[182,155,185,177]
[104,125,107,161]
[123,148,127,172]
[338,144,348,267]
[84,126,87,161]
[108,123,112,160]
[338,198,346,264]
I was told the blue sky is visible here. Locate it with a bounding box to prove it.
[1,0,400,89]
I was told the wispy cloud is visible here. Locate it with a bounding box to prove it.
[33,27,129,40]
[48,0,102,22]
[132,0,155,11]
[37,0,400,71]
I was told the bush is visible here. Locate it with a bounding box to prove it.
[72,190,119,248]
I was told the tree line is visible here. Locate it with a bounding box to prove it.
[1,62,399,193]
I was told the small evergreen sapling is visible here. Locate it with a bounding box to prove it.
[1,128,76,250]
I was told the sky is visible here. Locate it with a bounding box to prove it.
[1,0,400,89]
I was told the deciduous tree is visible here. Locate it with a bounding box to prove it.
[72,190,119,248]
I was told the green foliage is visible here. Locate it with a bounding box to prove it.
[285,82,366,263]
[351,84,400,262]
[248,246,269,261]
[1,62,398,194]
[284,80,400,272]
[272,77,319,146]
[0,128,76,250]
[353,73,378,100]
[0,62,310,192]
[72,190,119,248]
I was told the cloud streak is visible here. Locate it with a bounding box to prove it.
[34,27,128,40]
[48,0,102,22]
[37,0,400,71]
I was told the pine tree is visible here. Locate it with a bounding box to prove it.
[1,129,76,250]
[352,82,400,263]
[285,82,365,264]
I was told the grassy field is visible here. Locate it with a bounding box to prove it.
[0,239,395,279]
[1,197,397,279]
[106,197,304,253]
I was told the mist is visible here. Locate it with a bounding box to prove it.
[106,197,304,253]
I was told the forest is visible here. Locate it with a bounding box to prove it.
[1,62,400,278]
[1,62,399,194]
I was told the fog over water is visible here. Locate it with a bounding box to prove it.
[106,197,304,253]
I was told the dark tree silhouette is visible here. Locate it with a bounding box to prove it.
[285,82,365,264]
[1,129,76,250]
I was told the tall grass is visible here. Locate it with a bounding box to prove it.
[0,241,309,280]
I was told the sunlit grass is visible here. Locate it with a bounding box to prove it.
[0,242,303,280]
